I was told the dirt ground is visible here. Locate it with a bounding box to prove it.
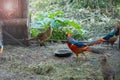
[0,42,120,80]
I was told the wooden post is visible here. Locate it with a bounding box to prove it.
[2,19,29,46]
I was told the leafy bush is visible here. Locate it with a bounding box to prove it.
[30,11,84,40]
[30,28,40,37]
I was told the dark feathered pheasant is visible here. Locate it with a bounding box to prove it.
[88,26,119,46]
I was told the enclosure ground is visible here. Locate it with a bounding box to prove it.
[0,42,120,80]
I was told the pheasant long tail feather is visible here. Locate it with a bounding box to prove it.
[87,40,99,46]
[87,38,105,46]
[88,47,104,54]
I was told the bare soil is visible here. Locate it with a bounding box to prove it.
[0,42,120,80]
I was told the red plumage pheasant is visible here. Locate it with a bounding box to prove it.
[66,33,106,61]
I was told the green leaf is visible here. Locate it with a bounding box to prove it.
[65,28,72,34]
[55,11,64,16]
[30,28,40,37]
[30,10,84,40]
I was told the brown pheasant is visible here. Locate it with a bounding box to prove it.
[99,56,115,80]
[29,26,53,46]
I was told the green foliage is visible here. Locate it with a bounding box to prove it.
[50,29,66,40]
[98,1,105,8]
[68,0,120,19]
[31,11,65,28]
[30,10,83,40]
[30,0,120,40]
[71,3,82,9]
[30,28,40,37]
[29,0,50,11]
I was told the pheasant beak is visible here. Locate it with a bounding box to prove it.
[65,32,68,36]
[66,32,72,37]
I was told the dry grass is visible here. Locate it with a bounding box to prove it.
[0,42,120,80]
